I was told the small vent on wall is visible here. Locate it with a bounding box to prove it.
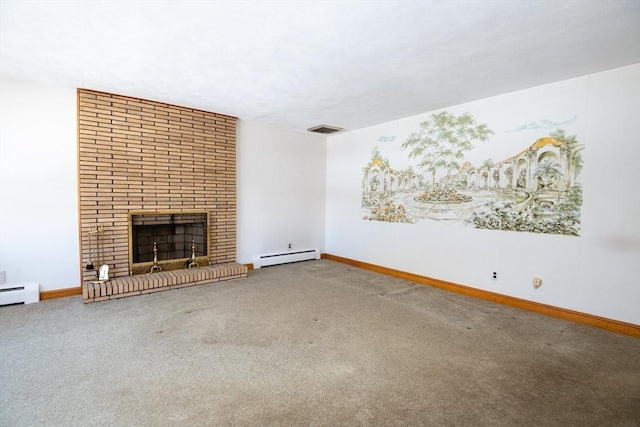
[307,125,344,134]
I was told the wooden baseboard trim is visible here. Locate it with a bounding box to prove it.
[40,287,83,300]
[322,253,640,338]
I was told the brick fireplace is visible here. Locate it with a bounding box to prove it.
[78,89,247,302]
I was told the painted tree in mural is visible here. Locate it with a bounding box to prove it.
[402,112,494,188]
[370,147,390,168]
[532,159,563,189]
[545,128,583,235]
[550,128,583,177]
[481,158,494,169]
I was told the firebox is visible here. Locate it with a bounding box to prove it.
[128,211,209,274]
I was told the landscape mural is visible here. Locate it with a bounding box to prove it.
[362,111,584,236]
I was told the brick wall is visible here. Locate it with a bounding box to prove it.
[78,89,237,283]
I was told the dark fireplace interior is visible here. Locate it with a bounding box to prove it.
[131,213,208,264]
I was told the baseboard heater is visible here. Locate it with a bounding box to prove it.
[0,283,40,306]
[253,249,320,269]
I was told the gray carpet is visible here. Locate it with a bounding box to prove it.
[1,259,638,426]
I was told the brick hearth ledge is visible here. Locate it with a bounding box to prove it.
[83,263,248,303]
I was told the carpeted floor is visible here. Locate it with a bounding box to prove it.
[1,259,639,426]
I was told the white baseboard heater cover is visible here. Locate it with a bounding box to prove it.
[253,249,320,269]
[0,283,40,306]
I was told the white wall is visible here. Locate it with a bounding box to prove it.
[237,121,326,264]
[325,64,640,325]
[0,76,80,291]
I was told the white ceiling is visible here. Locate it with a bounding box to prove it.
[1,0,639,134]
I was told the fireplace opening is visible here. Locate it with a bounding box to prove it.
[129,211,209,273]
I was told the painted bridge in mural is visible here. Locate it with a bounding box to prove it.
[466,137,579,194]
[362,137,579,197]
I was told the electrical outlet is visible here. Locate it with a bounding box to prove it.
[0,271,6,284]
[288,243,292,249]
[533,277,543,288]
[491,271,498,280]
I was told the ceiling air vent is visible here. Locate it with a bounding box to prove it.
[307,125,344,134]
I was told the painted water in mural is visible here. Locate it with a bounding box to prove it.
[361,112,584,236]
